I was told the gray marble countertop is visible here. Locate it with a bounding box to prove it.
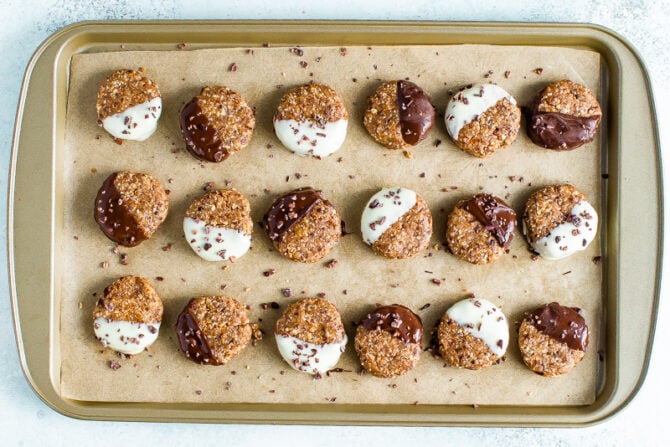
[1,1,667,445]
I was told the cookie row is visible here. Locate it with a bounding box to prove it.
[96,69,602,159]
[94,276,589,378]
[95,172,598,263]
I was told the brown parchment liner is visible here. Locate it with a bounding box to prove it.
[61,45,602,406]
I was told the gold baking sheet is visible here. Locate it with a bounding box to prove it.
[9,21,662,426]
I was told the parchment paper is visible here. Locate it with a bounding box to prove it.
[61,44,603,406]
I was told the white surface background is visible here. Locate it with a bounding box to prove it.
[1,0,667,445]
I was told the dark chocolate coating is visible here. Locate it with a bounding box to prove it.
[94,172,145,247]
[397,80,435,145]
[176,303,216,365]
[263,187,325,242]
[360,304,423,345]
[527,104,600,151]
[528,302,588,351]
[179,98,230,163]
[462,194,517,248]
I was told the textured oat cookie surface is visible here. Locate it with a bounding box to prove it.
[274,83,348,123]
[354,326,422,378]
[363,81,407,149]
[195,86,255,152]
[446,199,504,265]
[274,201,342,263]
[437,316,502,370]
[523,184,587,243]
[93,276,163,323]
[185,188,253,234]
[371,196,432,259]
[536,80,602,118]
[111,171,169,239]
[96,69,161,120]
[518,320,586,376]
[455,98,520,158]
[185,296,254,366]
[275,298,345,345]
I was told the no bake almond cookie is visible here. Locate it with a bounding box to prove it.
[360,187,432,259]
[179,86,255,162]
[522,184,598,260]
[436,297,509,370]
[183,188,253,262]
[275,297,347,376]
[263,187,342,263]
[273,83,348,157]
[175,296,260,366]
[446,193,517,265]
[96,69,162,141]
[94,171,169,247]
[518,302,589,376]
[354,304,423,378]
[363,80,435,149]
[93,276,163,355]
[527,80,602,150]
[445,83,520,158]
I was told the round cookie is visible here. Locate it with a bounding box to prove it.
[94,171,169,247]
[527,80,602,150]
[175,296,256,365]
[522,184,598,260]
[446,193,517,265]
[354,304,423,378]
[96,69,162,141]
[444,84,521,158]
[179,86,255,162]
[183,188,253,262]
[360,187,432,259]
[436,297,509,370]
[275,297,347,376]
[263,187,342,263]
[273,83,348,157]
[363,80,435,149]
[93,276,163,355]
[518,302,589,376]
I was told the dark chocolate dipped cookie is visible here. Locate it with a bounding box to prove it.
[518,302,589,376]
[94,171,169,247]
[354,304,423,378]
[527,80,602,151]
[363,80,435,149]
[263,187,342,263]
[179,86,255,162]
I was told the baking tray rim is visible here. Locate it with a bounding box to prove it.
[7,19,663,427]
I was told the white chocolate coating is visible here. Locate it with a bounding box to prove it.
[360,187,417,245]
[447,298,508,357]
[444,84,515,141]
[274,119,348,157]
[183,217,251,261]
[528,200,598,260]
[101,96,162,141]
[93,318,160,355]
[275,333,347,375]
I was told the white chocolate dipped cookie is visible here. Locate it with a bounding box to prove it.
[437,297,509,370]
[523,184,598,260]
[183,188,253,262]
[93,276,163,355]
[273,83,348,157]
[96,69,162,141]
[360,187,432,259]
[275,298,347,376]
[445,83,520,158]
